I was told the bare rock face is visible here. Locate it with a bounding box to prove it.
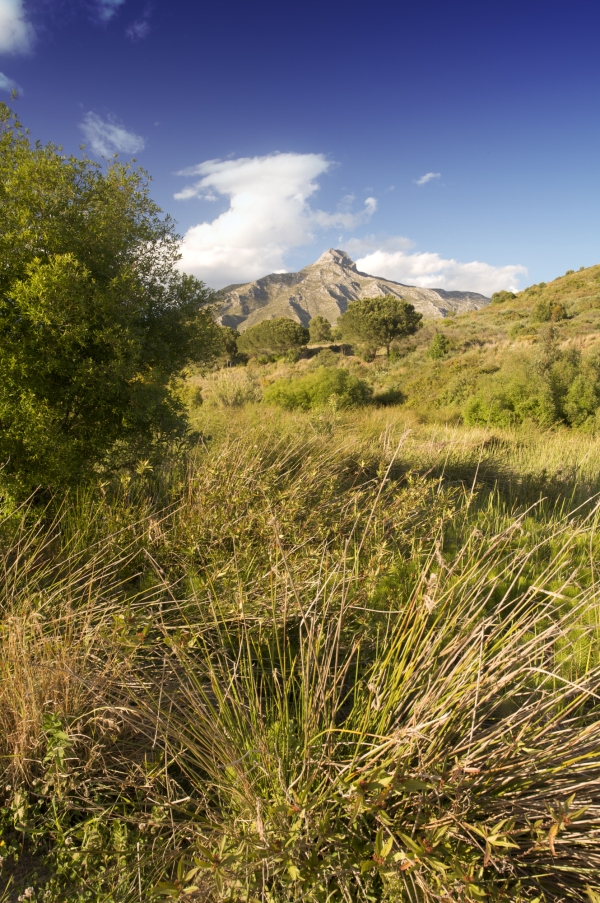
[216,249,490,330]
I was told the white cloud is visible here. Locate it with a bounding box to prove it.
[0,70,21,93]
[80,112,145,157]
[0,0,33,53]
[176,152,377,287]
[96,0,127,22]
[354,242,526,295]
[415,172,441,186]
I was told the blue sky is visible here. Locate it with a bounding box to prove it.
[2,0,600,294]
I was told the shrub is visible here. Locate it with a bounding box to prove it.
[309,348,339,368]
[210,369,262,407]
[463,368,558,428]
[237,318,309,356]
[531,299,567,323]
[490,290,516,304]
[263,366,373,410]
[427,332,451,359]
[308,315,333,343]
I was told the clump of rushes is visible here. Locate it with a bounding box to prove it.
[133,504,600,903]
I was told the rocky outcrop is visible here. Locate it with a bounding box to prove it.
[216,249,489,331]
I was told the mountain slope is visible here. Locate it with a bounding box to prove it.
[216,249,490,331]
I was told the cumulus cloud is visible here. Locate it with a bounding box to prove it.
[0,71,21,93]
[80,112,145,157]
[0,0,33,53]
[176,152,377,287]
[415,172,441,186]
[351,238,526,295]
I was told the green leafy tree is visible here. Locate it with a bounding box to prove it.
[236,317,309,356]
[0,104,220,497]
[338,295,422,356]
[217,325,240,361]
[308,315,332,343]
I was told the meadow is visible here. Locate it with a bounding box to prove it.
[3,402,600,902]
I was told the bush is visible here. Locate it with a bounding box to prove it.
[237,318,309,356]
[532,299,568,323]
[309,348,339,368]
[427,332,451,359]
[263,366,373,410]
[490,290,516,304]
[308,315,333,343]
[209,369,262,407]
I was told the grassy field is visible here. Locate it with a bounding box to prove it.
[2,404,600,901]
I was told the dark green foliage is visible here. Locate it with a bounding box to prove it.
[532,298,568,323]
[338,295,422,355]
[490,290,516,304]
[308,315,333,343]
[427,332,451,359]
[0,104,220,498]
[463,344,600,429]
[237,317,310,356]
[218,325,240,361]
[263,366,373,410]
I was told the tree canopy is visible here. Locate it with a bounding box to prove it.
[338,295,422,355]
[308,315,333,344]
[236,317,309,356]
[0,104,220,497]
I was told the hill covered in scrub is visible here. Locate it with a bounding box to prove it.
[386,263,600,428]
[190,262,600,432]
[216,248,490,331]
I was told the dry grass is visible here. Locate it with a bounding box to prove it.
[1,418,600,900]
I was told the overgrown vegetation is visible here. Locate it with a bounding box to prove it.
[0,103,220,500]
[4,108,600,902]
[3,411,600,901]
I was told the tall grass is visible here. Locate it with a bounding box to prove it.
[2,418,600,900]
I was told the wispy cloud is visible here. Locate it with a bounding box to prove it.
[415,171,441,186]
[80,112,145,157]
[95,0,127,22]
[126,18,150,40]
[0,0,33,53]
[126,3,152,40]
[0,70,21,93]
[175,152,377,287]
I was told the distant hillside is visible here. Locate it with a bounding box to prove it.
[216,249,490,331]
[371,263,600,427]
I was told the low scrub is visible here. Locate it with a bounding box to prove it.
[263,366,373,410]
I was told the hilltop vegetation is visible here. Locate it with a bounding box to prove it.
[194,265,600,432]
[3,107,600,903]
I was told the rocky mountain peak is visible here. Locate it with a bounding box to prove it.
[216,249,490,331]
[312,248,358,270]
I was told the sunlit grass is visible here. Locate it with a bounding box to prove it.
[2,415,600,900]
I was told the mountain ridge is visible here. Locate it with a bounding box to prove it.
[216,249,490,331]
